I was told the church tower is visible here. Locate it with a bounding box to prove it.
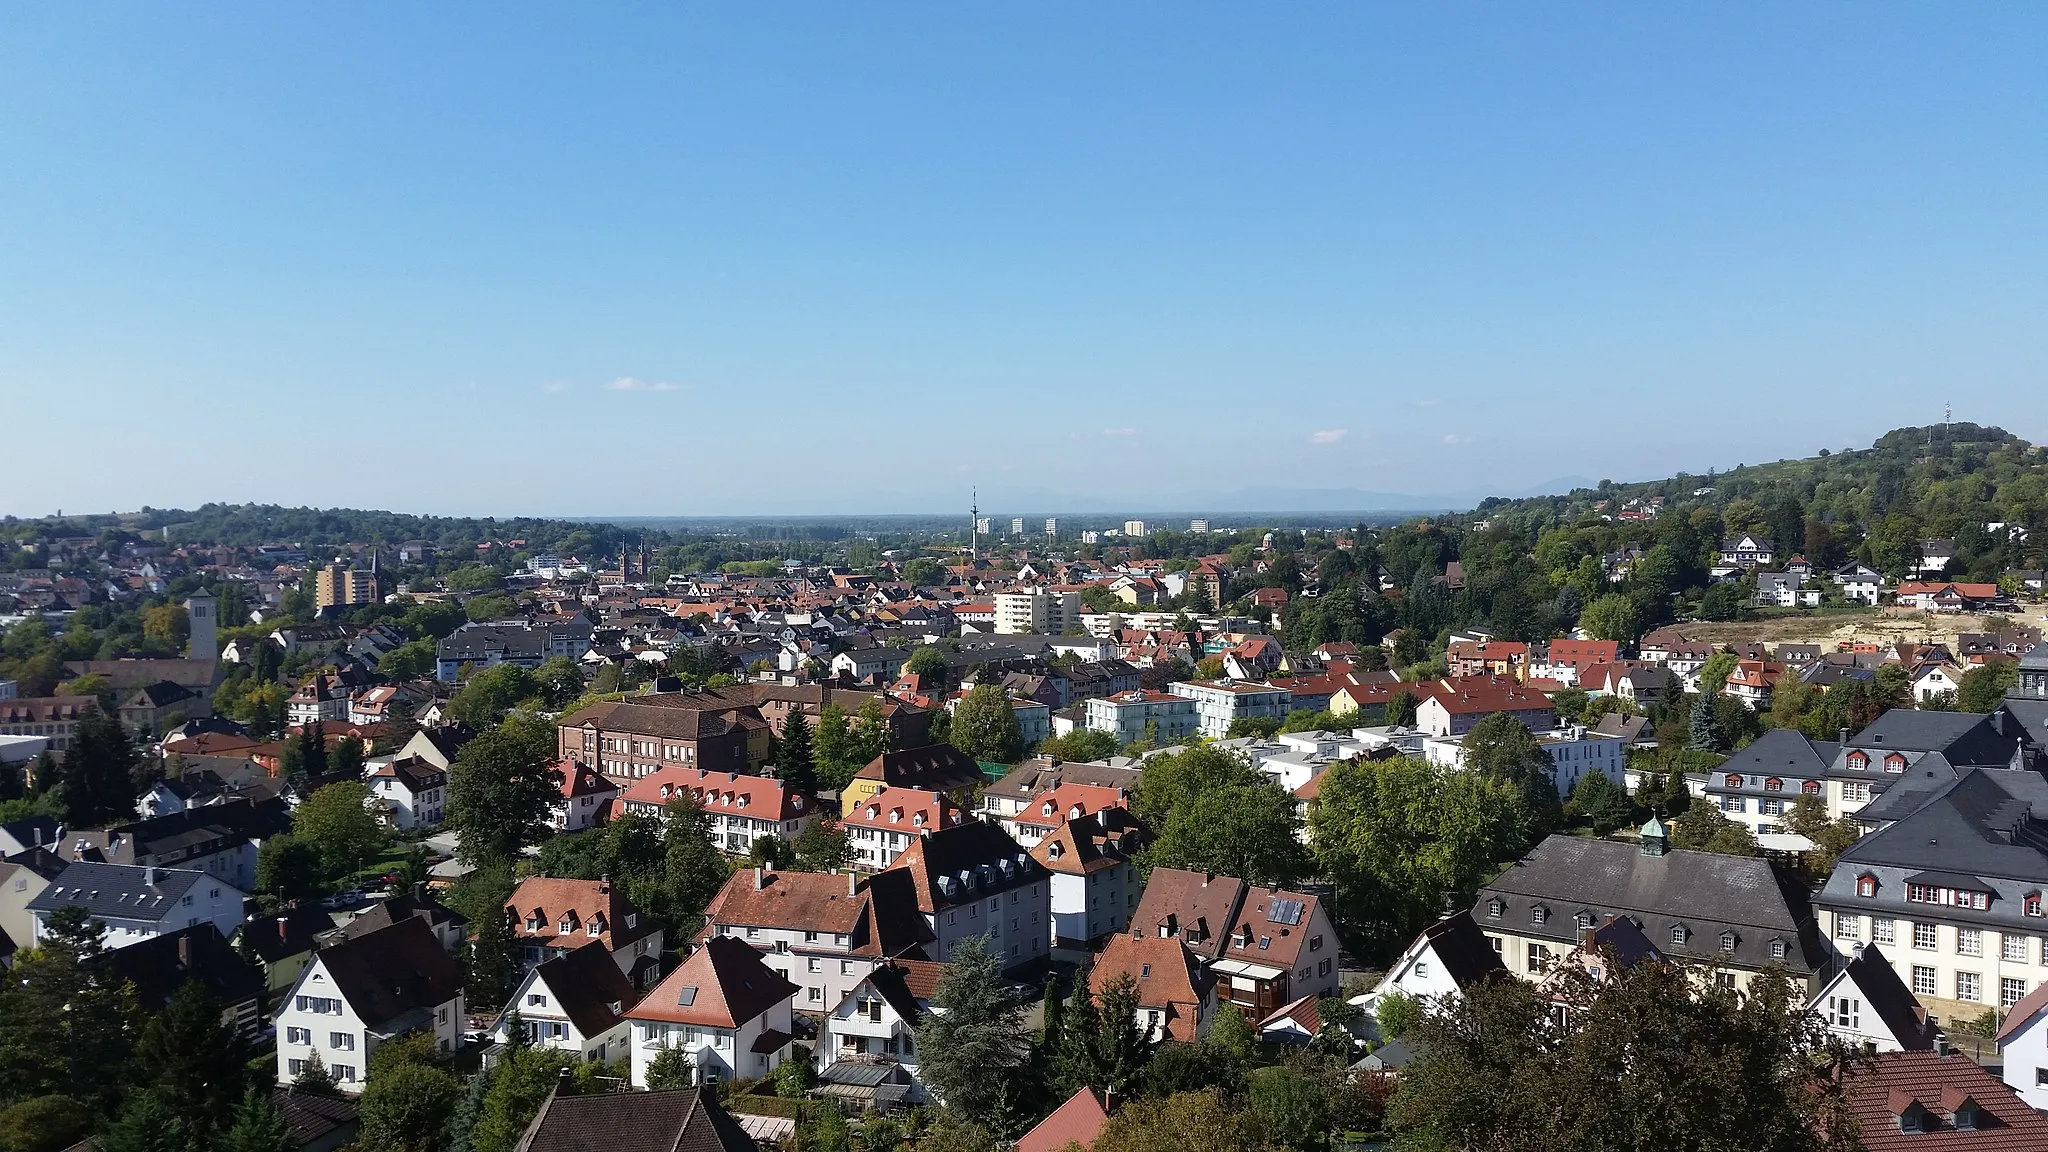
[185,588,218,660]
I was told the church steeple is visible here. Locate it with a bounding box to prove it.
[1639,814,1670,857]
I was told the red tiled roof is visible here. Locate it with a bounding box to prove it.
[1090,934,1210,1043]
[618,766,806,822]
[1015,1088,1109,1152]
[1839,1050,2048,1152]
[627,936,797,1029]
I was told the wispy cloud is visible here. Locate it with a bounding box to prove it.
[1442,433,1471,445]
[1101,427,1140,437]
[1309,428,1349,445]
[607,377,684,392]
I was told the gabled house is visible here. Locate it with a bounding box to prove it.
[506,877,663,986]
[1090,932,1214,1044]
[627,936,799,1088]
[513,1086,756,1152]
[1131,867,1342,1018]
[498,940,640,1064]
[550,760,618,834]
[1808,943,1936,1054]
[1834,563,1885,606]
[813,957,947,1107]
[1352,912,1507,1027]
[844,745,985,808]
[701,866,934,1013]
[364,756,446,830]
[274,917,465,1091]
[1016,1087,1110,1152]
[883,818,1050,970]
[840,787,965,871]
[1030,807,1149,948]
[1840,1050,2048,1147]
[106,923,265,1040]
[234,906,339,998]
[29,861,247,949]
[619,767,813,854]
[1997,979,2048,1110]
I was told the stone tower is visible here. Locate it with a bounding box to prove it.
[185,587,218,660]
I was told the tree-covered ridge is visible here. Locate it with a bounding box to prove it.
[1470,423,2048,561]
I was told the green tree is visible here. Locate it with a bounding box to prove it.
[1460,712,1562,841]
[255,834,327,905]
[813,704,860,790]
[1209,1002,1256,1061]
[448,663,541,729]
[1385,687,1419,728]
[1688,692,1725,753]
[904,645,950,687]
[1038,730,1121,763]
[793,820,850,872]
[1957,662,2019,713]
[216,1088,297,1152]
[132,978,247,1138]
[1376,989,1421,1040]
[950,683,1023,765]
[662,796,730,938]
[357,1060,463,1152]
[293,781,384,884]
[533,656,587,710]
[1088,972,1153,1095]
[644,1046,694,1090]
[1091,1089,1276,1152]
[1577,594,1641,643]
[379,639,439,681]
[1150,783,1310,888]
[96,1092,189,1152]
[1565,771,1636,836]
[330,736,366,779]
[1247,1064,1328,1151]
[1671,802,1759,856]
[0,904,137,1109]
[57,711,138,827]
[461,868,517,1009]
[0,1095,94,1152]
[290,1050,338,1096]
[916,935,1030,1127]
[470,1045,578,1152]
[776,708,817,795]
[448,715,563,868]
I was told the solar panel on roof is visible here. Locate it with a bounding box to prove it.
[1270,898,1304,925]
[677,985,698,1006]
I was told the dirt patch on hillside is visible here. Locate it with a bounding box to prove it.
[1682,608,2048,652]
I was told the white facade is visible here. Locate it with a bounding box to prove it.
[2000,995,2048,1111]
[32,869,247,950]
[1807,958,1925,1055]
[994,588,1083,636]
[1084,691,1198,745]
[1421,728,1625,796]
[629,1006,794,1088]
[499,966,631,1064]
[925,876,1050,971]
[275,959,462,1091]
[815,976,925,1096]
[1046,857,1140,947]
[1168,680,1292,739]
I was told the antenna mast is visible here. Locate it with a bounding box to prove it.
[970,488,979,561]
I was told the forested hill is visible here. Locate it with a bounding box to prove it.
[1468,423,2048,557]
[0,504,665,558]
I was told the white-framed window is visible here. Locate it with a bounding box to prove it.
[1835,915,1860,941]
[1829,996,1859,1029]
[1912,966,1936,996]
[330,1032,354,1050]
[2003,978,2028,1008]
[2004,935,2029,963]
[333,1064,356,1082]
[1912,923,1937,951]
[1959,928,1983,957]
[1872,919,1895,945]
[285,1027,310,1045]
[1956,972,1981,1002]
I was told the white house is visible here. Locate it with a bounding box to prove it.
[884,818,1051,971]
[275,917,464,1091]
[1808,944,1936,1055]
[364,756,447,830]
[1422,727,1625,797]
[28,862,246,949]
[1029,808,1148,948]
[627,936,799,1088]
[1351,912,1508,1033]
[1909,663,1964,704]
[813,959,945,1105]
[1834,564,1885,606]
[507,877,665,986]
[1997,979,2048,1111]
[1719,534,1776,569]
[498,940,639,1065]
[699,866,937,1014]
[1083,691,1199,746]
[551,760,619,834]
[619,767,815,855]
[840,787,965,871]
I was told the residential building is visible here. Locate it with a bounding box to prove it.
[286,674,351,727]
[1083,690,1198,745]
[980,759,1142,823]
[1718,534,1775,569]
[1724,658,1781,710]
[1706,728,1844,837]
[312,563,377,612]
[883,818,1050,970]
[234,906,338,999]
[498,940,639,1064]
[1132,867,1341,1018]
[1001,782,1133,848]
[1016,1088,1110,1152]
[831,646,910,684]
[701,866,934,1012]
[841,787,965,871]
[30,861,247,948]
[626,936,799,1087]
[513,1086,755,1152]
[812,958,946,1106]
[1834,563,1885,606]
[1998,979,2048,1110]
[551,760,618,834]
[0,695,98,752]
[506,876,664,986]
[0,854,59,953]
[274,917,464,1090]
[619,767,814,854]
[1475,825,1823,994]
[1446,641,1529,680]
[1352,912,1508,1029]
[1030,807,1149,947]
[435,618,594,681]
[1808,943,1936,1054]
[119,680,208,736]
[1839,1050,2048,1149]
[364,756,446,830]
[1090,932,1213,1044]
[1817,767,2048,1024]
[1421,725,1624,797]
[994,587,1083,635]
[106,924,264,1041]
[1411,677,1554,738]
[1168,679,1292,739]
[331,886,469,955]
[1895,581,2003,613]
[844,744,985,808]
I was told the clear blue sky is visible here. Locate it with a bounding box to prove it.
[3,5,2044,517]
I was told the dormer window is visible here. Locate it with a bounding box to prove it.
[1575,912,1595,930]
[1764,778,1782,793]
[1883,753,1906,773]
[559,916,575,934]
[1531,905,1549,926]
[1719,931,1737,952]
[1802,781,1822,796]
[1856,874,1877,897]
[1670,925,1689,947]
[1724,774,1744,789]
[1487,899,1504,920]
[2026,893,2043,918]
[1847,751,1868,771]
[1770,939,1787,960]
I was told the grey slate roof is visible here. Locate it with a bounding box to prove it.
[1476,835,1820,975]
[28,861,209,924]
[514,1086,755,1152]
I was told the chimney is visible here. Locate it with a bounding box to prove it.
[412,880,425,902]
[754,866,766,891]
[1839,728,1851,744]
[277,916,290,942]
[849,870,859,896]
[177,933,192,970]
[143,866,161,887]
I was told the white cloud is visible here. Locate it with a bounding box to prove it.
[1309,428,1349,445]
[607,377,684,392]
[1101,427,1140,437]
[1442,433,1470,444]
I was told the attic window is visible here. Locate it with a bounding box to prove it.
[1847,751,1868,771]
[1670,925,1688,947]
[1047,843,1063,859]
[676,986,698,1007]
[1764,778,1783,793]
[1884,754,1906,773]
[1719,931,1737,952]
[1531,905,1549,926]
[1575,912,1594,930]
[2027,894,2044,918]
[1140,964,1151,979]
[1770,940,1787,960]
[1487,899,1504,920]
[1802,781,1822,796]
[1857,876,1877,898]
[1725,774,1744,789]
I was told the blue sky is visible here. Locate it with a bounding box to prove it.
[2,5,2044,517]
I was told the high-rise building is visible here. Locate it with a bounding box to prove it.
[1010,518,1025,536]
[1081,531,1100,545]
[993,587,1083,635]
[1123,520,1149,539]
[1044,518,1060,540]
[974,517,993,536]
[1189,518,1209,533]
[314,562,377,611]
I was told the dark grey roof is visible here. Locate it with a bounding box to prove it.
[1415,912,1507,989]
[311,916,464,1031]
[105,923,263,1013]
[514,1086,755,1152]
[28,861,209,922]
[1835,768,2048,883]
[1476,835,1819,974]
[1847,709,2018,766]
[1833,944,1935,1050]
[1716,728,1838,783]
